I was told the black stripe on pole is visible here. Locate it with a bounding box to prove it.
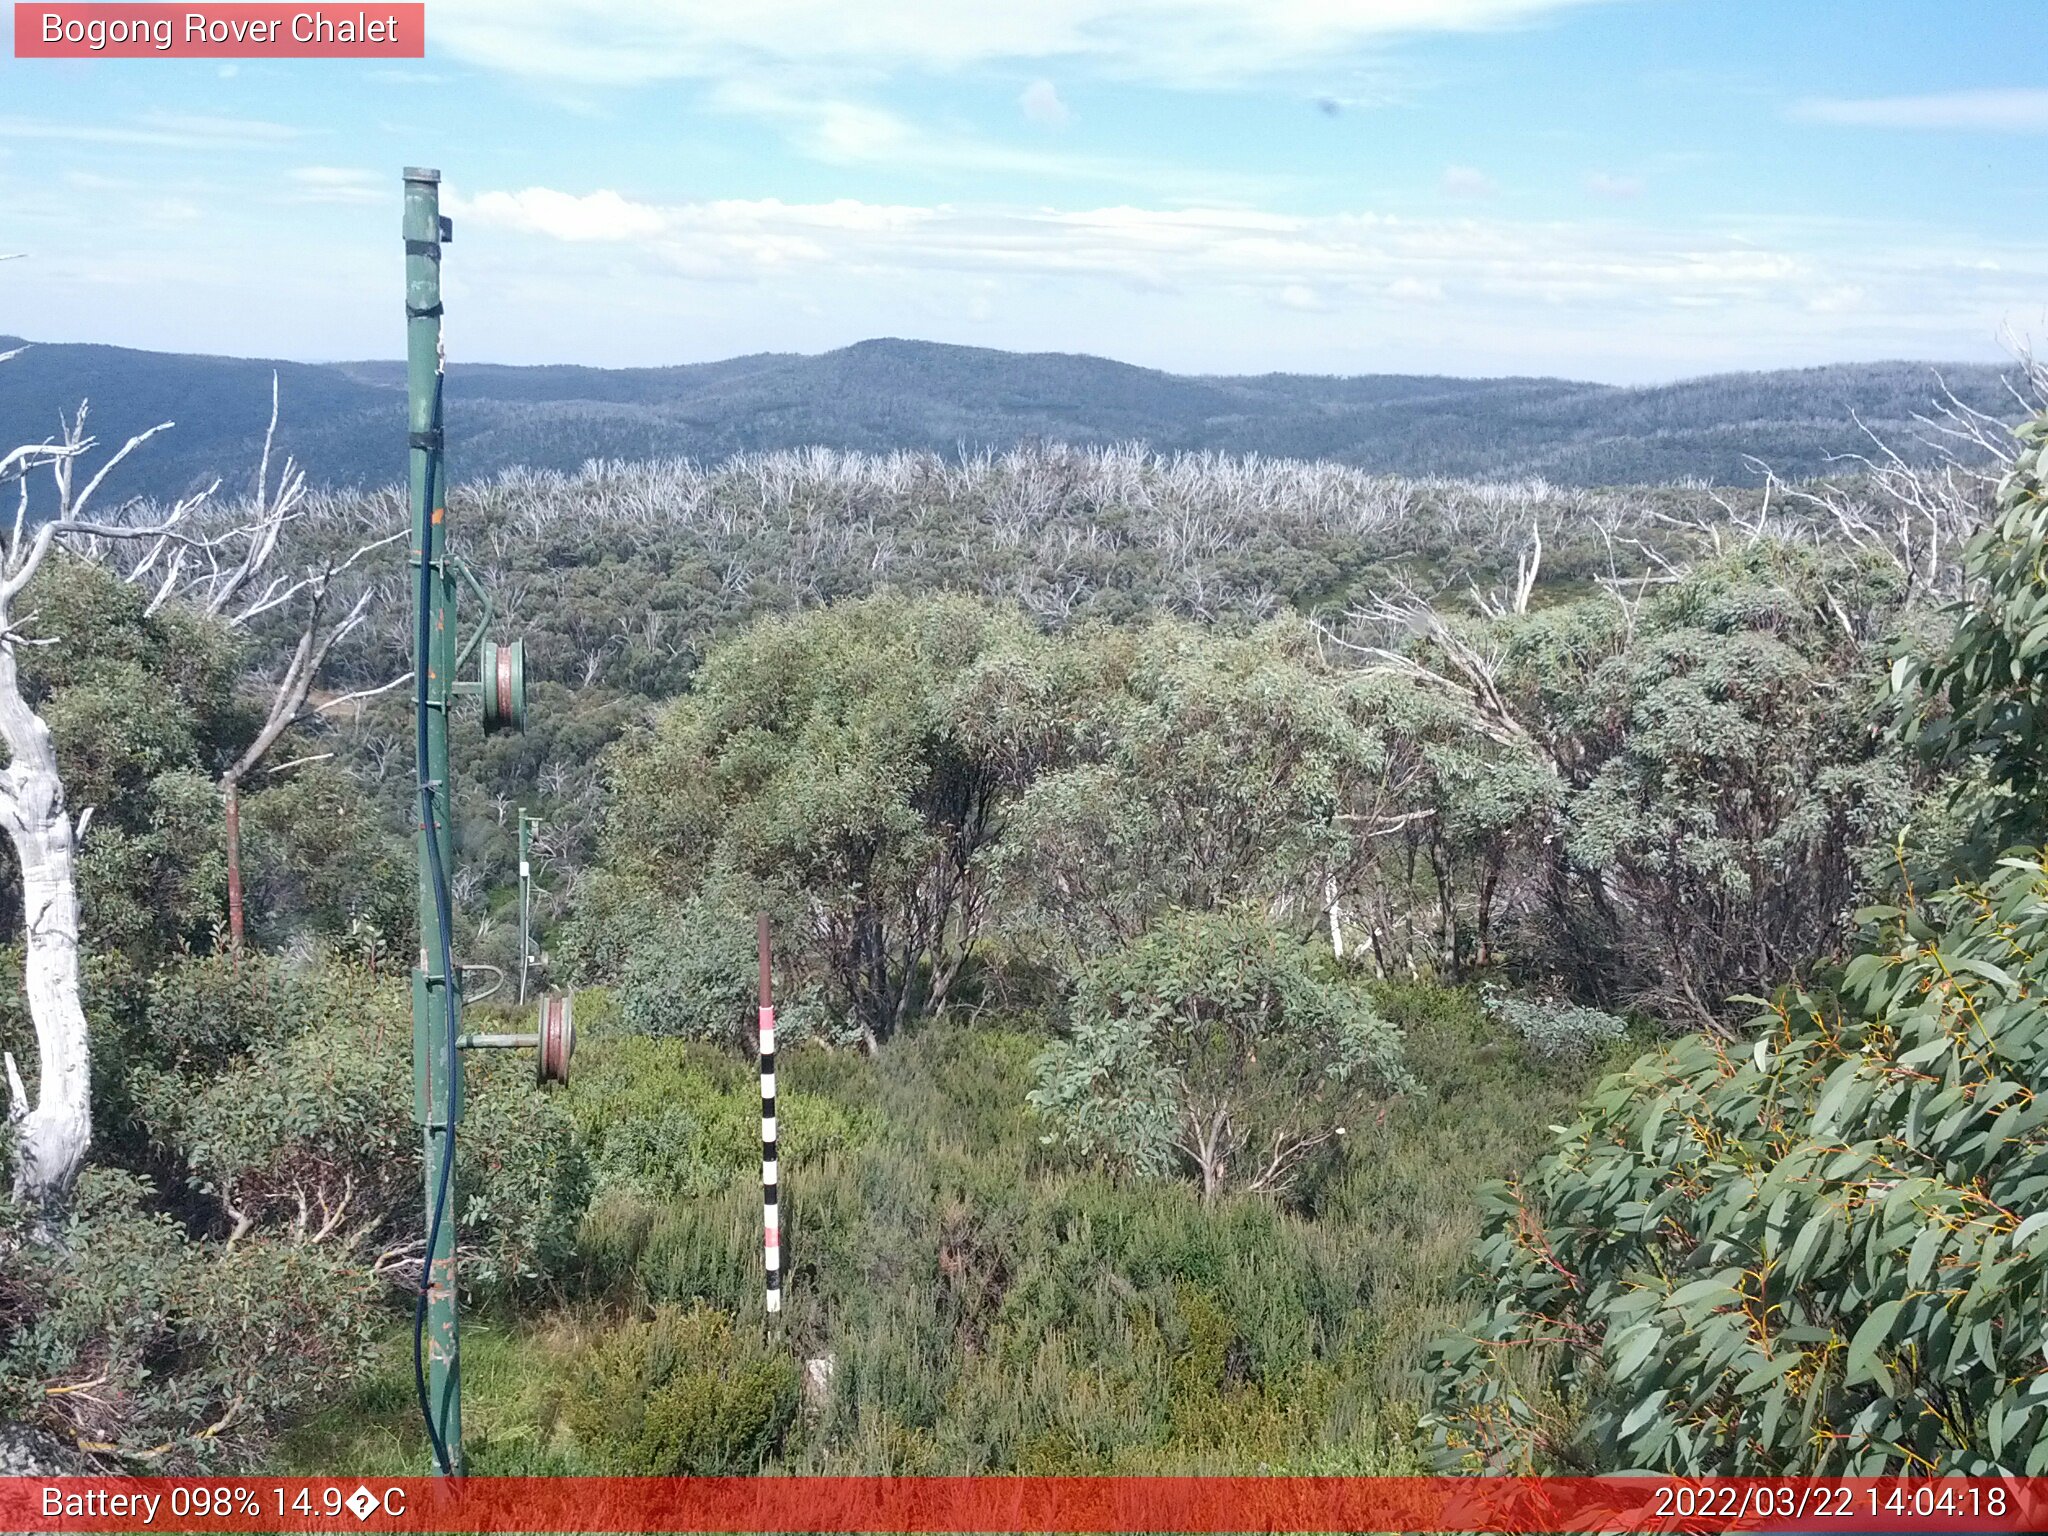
[759,912,782,1314]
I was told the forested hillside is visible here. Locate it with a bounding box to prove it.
[0,333,2025,503]
[3,357,2046,1477]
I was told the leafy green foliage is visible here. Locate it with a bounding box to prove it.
[1489,542,1913,1020]
[0,559,243,967]
[282,990,1603,1478]
[591,871,832,1047]
[1910,412,2048,856]
[986,619,1455,964]
[1479,985,1630,1063]
[237,762,413,952]
[128,953,589,1297]
[567,1030,876,1204]
[9,360,2012,1478]
[457,1051,597,1294]
[1427,856,2048,1473]
[602,595,1032,1044]
[1429,405,2048,1475]
[0,1168,379,1467]
[1030,908,1414,1200]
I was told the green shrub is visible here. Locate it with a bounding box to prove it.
[239,762,413,952]
[563,1305,799,1473]
[130,955,590,1297]
[1427,854,2048,1474]
[0,1169,377,1467]
[458,1052,594,1294]
[1908,408,2048,857]
[611,874,833,1049]
[1478,984,1629,1062]
[1429,407,2048,1474]
[602,594,1036,1045]
[568,1035,876,1204]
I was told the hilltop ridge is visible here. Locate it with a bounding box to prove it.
[0,333,2020,501]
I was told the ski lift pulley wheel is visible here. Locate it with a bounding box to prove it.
[536,990,574,1085]
[480,639,526,734]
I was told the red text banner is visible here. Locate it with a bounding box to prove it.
[5,1476,2048,1534]
[14,4,424,57]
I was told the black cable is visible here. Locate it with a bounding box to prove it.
[412,368,461,1479]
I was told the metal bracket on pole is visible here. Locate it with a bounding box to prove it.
[458,992,576,1086]
[452,558,495,676]
[518,811,540,1005]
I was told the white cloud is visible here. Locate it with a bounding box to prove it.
[702,82,1257,194]
[63,170,139,192]
[288,166,384,205]
[135,111,302,143]
[449,183,2048,335]
[458,187,679,243]
[140,198,203,226]
[1804,284,1866,314]
[1020,79,1071,127]
[0,111,303,150]
[418,189,2045,378]
[1585,170,1642,199]
[1441,164,1495,197]
[1793,88,2048,133]
[428,0,1617,88]
[1386,276,1445,302]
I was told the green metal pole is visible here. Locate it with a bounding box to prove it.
[404,165,462,1475]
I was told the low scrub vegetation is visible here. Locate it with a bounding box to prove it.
[5,374,2045,1474]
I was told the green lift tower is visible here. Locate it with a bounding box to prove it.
[404,166,567,1477]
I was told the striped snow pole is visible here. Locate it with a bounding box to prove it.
[758,913,781,1315]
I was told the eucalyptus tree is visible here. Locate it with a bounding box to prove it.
[1426,403,2048,1476]
[1028,905,1413,1202]
[603,593,1034,1049]
[1337,541,1914,1024]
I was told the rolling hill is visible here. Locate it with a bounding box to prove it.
[0,334,2022,504]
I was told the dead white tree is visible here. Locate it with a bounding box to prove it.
[0,398,215,1207]
[1770,376,2035,612]
[121,377,408,950]
[1472,518,1543,619]
[3,368,402,1206]
[1331,582,1539,755]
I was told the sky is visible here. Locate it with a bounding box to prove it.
[1,0,2044,382]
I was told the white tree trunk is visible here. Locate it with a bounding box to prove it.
[0,641,90,1207]
[0,372,385,1213]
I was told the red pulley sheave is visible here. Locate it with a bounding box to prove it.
[536,991,575,1085]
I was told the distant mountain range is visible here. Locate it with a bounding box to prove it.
[0,334,2023,503]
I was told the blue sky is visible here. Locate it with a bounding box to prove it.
[2,0,2043,381]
